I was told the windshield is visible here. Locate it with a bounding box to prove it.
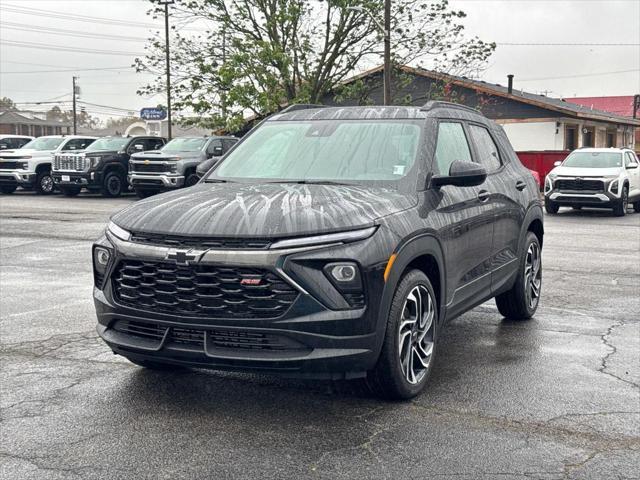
[86,137,128,152]
[162,137,207,153]
[211,120,421,184]
[22,137,64,151]
[562,151,623,168]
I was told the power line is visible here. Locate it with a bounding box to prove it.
[0,39,145,56]
[0,66,134,74]
[519,69,640,82]
[0,21,150,42]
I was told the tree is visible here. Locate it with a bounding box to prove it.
[0,97,18,112]
[46,106,101,129]
[136,0,495,130]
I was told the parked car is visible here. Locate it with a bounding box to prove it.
[128,136,237,198]
[0,135,34,150]
[544,148,640,216]
[196,137,238,178]
[0,135,96,194]
[52,135,166,197]
[93,102,543,400]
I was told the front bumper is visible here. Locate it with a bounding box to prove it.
[94,232,387,378]
[52,171,99,188]
[545,191,618,206]
[128,173,185,189]
[0,170,36,187]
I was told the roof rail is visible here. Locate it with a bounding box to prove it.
[420,100,481,114]
[279,104,326,113]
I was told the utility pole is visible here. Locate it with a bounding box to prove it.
[159,0,174,140]
[72,76,78,135]
[383,0,391,106]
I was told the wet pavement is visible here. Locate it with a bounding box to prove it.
[1,192,639,479]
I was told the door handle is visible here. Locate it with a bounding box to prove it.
[478,190,490,202]
[515,180,527,191]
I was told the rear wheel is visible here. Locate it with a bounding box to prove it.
[60,186,81,197]
[134,188,157,199]
[185,172,200,187]
[613,186,628,216]
[101,171,124,197]
[367,269,437,400]
[0,185,16,194]
[495,231,541,320]
[34,171,54,195]
[544,199,559,214]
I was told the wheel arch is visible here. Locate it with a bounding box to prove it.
[520,204,544,251]
[35,162,51,174]
[103,162,126,177]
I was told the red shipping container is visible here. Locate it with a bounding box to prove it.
[516,151,570,187]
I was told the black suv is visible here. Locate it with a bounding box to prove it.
[93,103,543,399]
[52,136,166,197]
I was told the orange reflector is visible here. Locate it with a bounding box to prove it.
[383,254,397,282]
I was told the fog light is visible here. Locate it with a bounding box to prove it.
[96,248,110,266]
[330,264,357,282]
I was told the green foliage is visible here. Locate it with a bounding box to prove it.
[46,106,100,129]
[0,97,17,112]
[136,0,495,131]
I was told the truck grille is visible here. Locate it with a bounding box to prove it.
[555,178,604,192]
[112,320,307,351]
[130,232,271,250]
[53,155,85,171]
[112,260,298,319]
[0,161,21,169]
[131,162,172,173]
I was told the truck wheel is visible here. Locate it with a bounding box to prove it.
[367,269,438,400]
[544,199,559,214]
[185,173,200,187]
[34,171,54,195]
[495,232,541,320]
[101,171,124,197]
[60,186,81,197]
[0,185,16,194]
[135,188,156,199]
[613,186,628,217]
[633,201,640,213]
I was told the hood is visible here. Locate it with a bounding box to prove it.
[84,150,119,156]
[551,165,622,177]
[132,150,201,160]
[111,182,416,238]
[0,148,51,158]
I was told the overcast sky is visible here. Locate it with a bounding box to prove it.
[0,0,639,121]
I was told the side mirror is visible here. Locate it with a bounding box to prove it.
[627,162,639,169]
[431,160,487,188]
[553,160,562,167]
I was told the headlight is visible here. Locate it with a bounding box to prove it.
[89,157,102,169]
[107,221,131,241]
[92,244,113,288]
[270,226,377,250]
[169,164,178,173]
[610,179,619,194]
[19,162,29,169]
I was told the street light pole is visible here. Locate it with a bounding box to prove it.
[348,3,392,105]
[72,76,77,135]
[159,0,174,140]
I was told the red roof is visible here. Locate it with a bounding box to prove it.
[565,96,636,117]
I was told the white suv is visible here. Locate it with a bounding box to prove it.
[0,135,96,194]
[544,148,640,216]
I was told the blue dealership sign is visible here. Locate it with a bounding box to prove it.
[140,107,167,121]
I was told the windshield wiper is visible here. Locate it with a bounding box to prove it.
[203,178,231,183]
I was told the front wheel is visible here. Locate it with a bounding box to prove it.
[0,185,16,194]
[367,269,438,400]
[613,186,628,217]
[60,186,81,197]
[185,172,200,187]
[544,199,559,214]
[101,171,124,197]
[495,231,541,320]
[34,171,54,195]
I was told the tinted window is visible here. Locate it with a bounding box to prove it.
[146,138,164,150]
[222,139,237,152]
[468,125,501,171]
[207,139,222,155]
[434,122,472,175]
[128,139,146,153]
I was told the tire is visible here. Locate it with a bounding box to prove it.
[60,186,81,197]
[367,269,438,400]
[633,201,640,213]
[185,172,200,187]
[126,358,186,371]
[544,199,559,214]
[613,186,628,217]
[101,171,124,198]
[134,188,158,199]
[34,170,54,195]
[495,231,541,320]
[0,185,16,194]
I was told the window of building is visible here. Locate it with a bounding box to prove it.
[606,131,616,148]
[582,126,595,147]
[564,125,578,151]
[434,122,472,175]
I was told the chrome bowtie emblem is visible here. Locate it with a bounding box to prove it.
[166,250,199,265]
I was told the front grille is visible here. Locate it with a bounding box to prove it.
[0,161,21,169]
[130,232,271,250]
[53,155,85,171]
[555,178,604,192]
[112,320,307,351]
[112,260,298,319]
[131,162,172,173]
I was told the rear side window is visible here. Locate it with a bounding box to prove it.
[625,152,637,167]
[468,125,501,172]
[434,122,472,175]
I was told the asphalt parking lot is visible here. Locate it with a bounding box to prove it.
[1,191,639,480]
